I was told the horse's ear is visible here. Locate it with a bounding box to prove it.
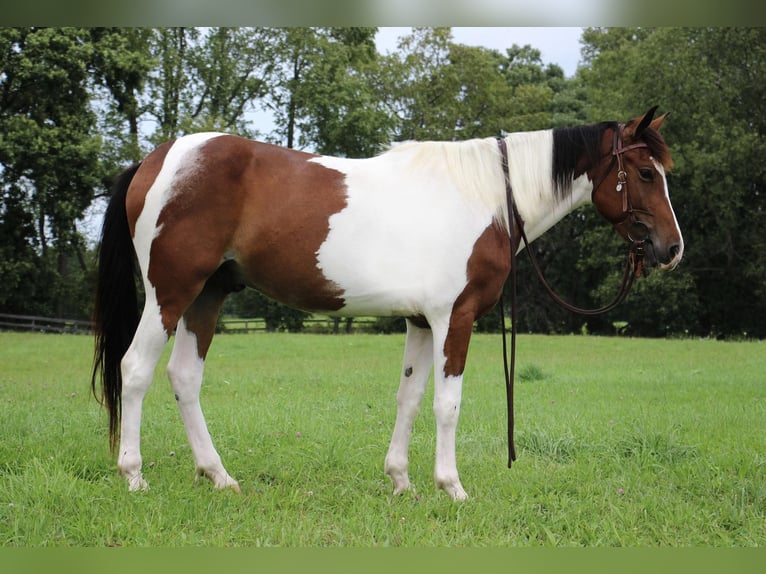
[650,111,669,131]
[624,105,659,140]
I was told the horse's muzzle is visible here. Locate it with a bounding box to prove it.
[647,239,683,271]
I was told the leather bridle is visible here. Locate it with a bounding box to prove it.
[498,124,651,467]
[593,123,654,247]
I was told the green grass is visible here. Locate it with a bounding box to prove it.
[0,331,764,546]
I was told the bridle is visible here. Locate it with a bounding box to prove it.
[593,123,654,246]
[498,124,651,467]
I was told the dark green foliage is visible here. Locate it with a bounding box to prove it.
[578,27,766,338]
[0,28,102,319]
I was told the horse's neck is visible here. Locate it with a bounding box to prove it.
[517,174,592,245]
[505,130,593,245]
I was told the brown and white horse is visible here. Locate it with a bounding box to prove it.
[92,107,683,500]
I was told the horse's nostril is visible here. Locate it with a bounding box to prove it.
[668,244,682,262]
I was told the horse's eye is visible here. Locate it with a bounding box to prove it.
[638,168,655,182]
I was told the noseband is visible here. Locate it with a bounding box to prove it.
[498,125,650,467]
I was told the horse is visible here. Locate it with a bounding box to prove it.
[91,106,683,500]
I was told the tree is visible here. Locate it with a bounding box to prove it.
[447,43,513,139]
[180,27,274,137]
[144,27,198,143]
[380,27,518,142]
[90,28,154,166]
[500,44,559,132]
[381,27,463,142]
[5,26,759,339]
[259,27,391,154]
[381,29,573,142]
[298,27,393,157]
[0,27,102,317]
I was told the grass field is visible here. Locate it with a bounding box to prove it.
[0,331,764,547]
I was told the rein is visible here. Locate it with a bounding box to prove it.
[497,128,648,468]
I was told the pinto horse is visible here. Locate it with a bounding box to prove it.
[92,107,683,500]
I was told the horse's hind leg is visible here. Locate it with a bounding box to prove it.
[384,319,433,495]
[166,262,243,491]
[119,301,171,491]
[168,319,239,491]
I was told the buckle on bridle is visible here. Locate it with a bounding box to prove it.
[616,169,627,193]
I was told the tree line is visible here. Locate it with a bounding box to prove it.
[0,27,763,338]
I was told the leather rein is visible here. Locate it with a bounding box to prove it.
[498,125,649,467]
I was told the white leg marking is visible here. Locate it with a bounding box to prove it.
[118,303,169,491]
[384,320,433,495]
[167,319,240,492]
[433,373,467,501]
[430,321,468,501]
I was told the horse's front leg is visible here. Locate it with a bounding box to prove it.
[384,319,433,495]
[431,310,475,501]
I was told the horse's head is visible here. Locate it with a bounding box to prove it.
[590,107,684,271]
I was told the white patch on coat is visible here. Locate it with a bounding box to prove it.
[385,139,508,225]
[312,140,504,318]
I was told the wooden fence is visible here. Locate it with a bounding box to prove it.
[0,313,399,335]
[217,316,388,334]
[0,313,93,334]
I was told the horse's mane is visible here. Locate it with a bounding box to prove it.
[384,139,507,225]
[552,122,613,201]
[380,121,672,233]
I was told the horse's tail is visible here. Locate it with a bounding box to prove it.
[91,162,142,452]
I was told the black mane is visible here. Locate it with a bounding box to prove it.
[552,121,614,201]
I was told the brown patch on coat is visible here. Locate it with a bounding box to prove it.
[142,135,348,335]
[442,222,512,377]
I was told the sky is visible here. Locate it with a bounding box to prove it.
[375,27,585,77]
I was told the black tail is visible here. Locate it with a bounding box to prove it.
[91,163,142,452]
